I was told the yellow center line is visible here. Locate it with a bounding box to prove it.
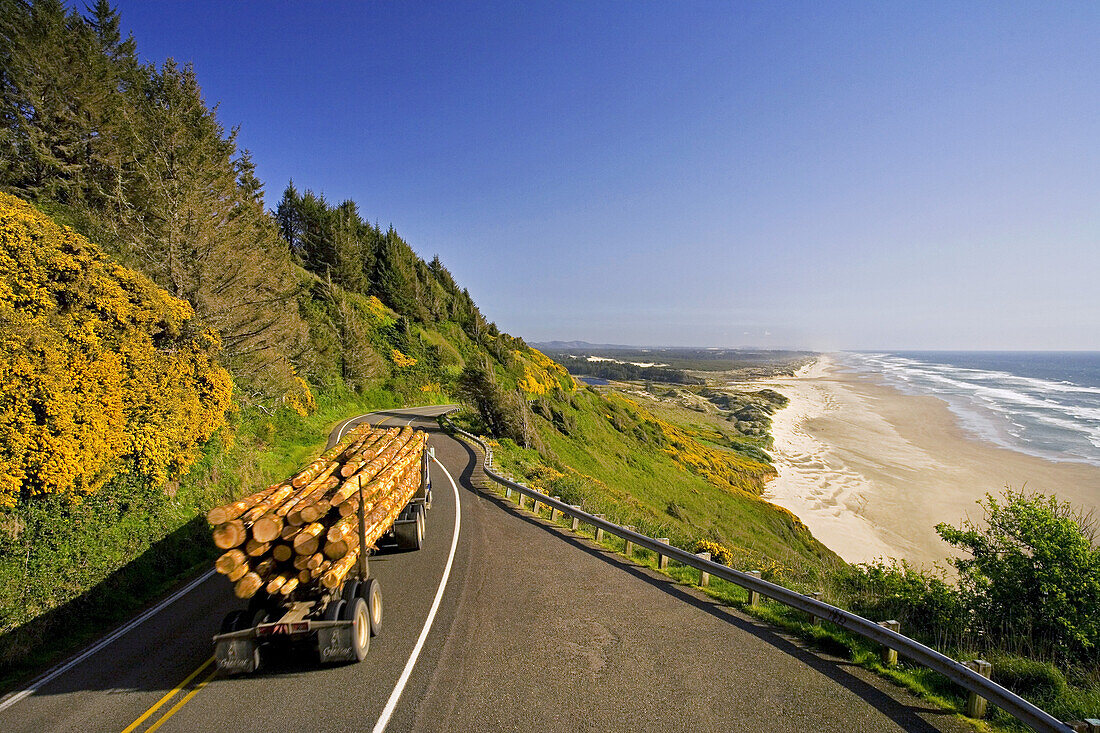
[120,409,399,733]
[143,667,217,733]
[120,656,213,733]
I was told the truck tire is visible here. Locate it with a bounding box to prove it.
[341,580,360,609]
[361,578,382,636]
[343,597,370,661]
[323,599,344,622]
[220,610,249,634]
[416,505,425,543]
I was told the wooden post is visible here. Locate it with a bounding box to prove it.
[594,514,606,542]
[697,552,711,587]
[550,496,561,521]
[1068,721,1100,733]
[570,506,581,532]
[624,526,635,557]
[532,495,541,514]
[504,485,512,499]
[657,538,670,570]
[748,570,762,607]
[809,591,822,626]
[965,659,992,719]
[878,620,900,666]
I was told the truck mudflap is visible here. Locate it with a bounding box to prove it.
[215,635,260,674]
[315,621,358,664]
[214,619,358,672]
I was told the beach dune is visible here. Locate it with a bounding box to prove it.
[756,356,1100,567]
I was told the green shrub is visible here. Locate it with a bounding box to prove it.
[834,560,968,648]
[937,490,1100,665]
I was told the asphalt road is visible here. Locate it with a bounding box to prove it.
[0,405,970,732]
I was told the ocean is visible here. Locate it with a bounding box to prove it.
[839,351,1100,467]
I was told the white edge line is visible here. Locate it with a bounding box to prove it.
[2,409,372,713]
[335,413,365,442]
[371,453,461,733]
[0,406,451,715]
[0,569,216,713]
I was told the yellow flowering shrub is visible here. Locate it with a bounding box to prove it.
[693,539,734,565]
[391,348,417,368]
[0,194,233,507]
[365,295,387,323]
[611,396,774,496]
[282,376,316,417]
[514,348,579,395]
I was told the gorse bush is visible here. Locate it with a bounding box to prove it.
[0,194,232,508]
[694,539,734,565]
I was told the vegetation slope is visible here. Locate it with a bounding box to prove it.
[0,0,833,687]
[2,2,1097,726]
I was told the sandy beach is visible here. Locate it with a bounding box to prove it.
[753,355,1100,568]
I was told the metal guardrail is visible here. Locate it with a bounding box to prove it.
[441,412,1084,733]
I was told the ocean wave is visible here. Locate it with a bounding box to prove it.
[840,352,1100,466]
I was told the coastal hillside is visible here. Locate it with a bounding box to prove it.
[0,0,837,685]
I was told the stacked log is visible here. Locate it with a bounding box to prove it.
[207,423,427,600]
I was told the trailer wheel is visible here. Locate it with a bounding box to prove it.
[323,599,345,622]
[362,578,382,636]
[341,580,360,609]
[220,610,249,634]
[344,597,370,661]
[416,506,425,545]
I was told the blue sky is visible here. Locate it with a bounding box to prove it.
[114,1,1099,350]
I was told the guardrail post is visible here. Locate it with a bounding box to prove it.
[965,660,992,719]
[504,484,512,499]
[570,506,581,532]
[623,526,635,557]
[532,495,542,514]
[657,538,670,570]
[878,620,900,666]
[550,497,561,521]
[809,592,822,626]
[594,515,606,542]
[516,488,526,508]
[748,571,762,607]
[1066,720,1100,732]
[697,552,711,587]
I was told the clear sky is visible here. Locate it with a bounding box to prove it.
[114,1,1099,350]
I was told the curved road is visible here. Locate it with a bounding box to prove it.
[0,405,968,732]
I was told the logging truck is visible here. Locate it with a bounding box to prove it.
[212,439,434,674]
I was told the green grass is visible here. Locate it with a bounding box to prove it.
[0,383,436,693]
[463,388,840,585]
